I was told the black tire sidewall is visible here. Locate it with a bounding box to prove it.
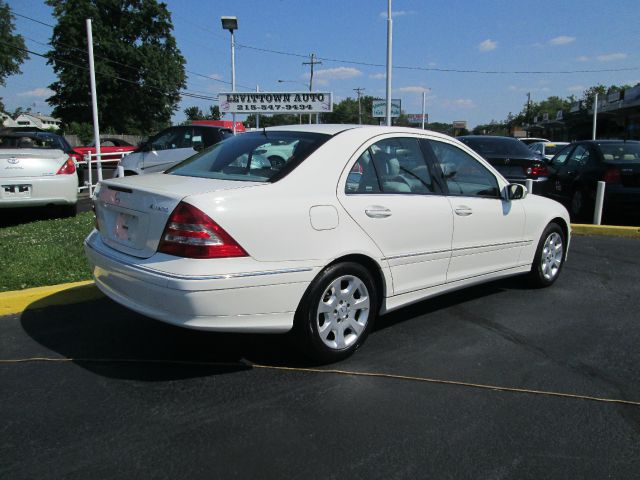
[530,223,565,287]
[294,262,378,363]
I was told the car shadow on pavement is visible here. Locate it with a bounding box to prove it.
[19,275,528,381]
[20,296,311,382]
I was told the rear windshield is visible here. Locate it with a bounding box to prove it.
[598,143,640,162]
[166,131,331,182]
[0,135,64,150]
[459,137,533,156]
[545,144,568,155]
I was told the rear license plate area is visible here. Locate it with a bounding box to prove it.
[2,184,32,198]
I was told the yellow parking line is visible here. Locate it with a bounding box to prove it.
[0,280,102,316]
[571,223,640,237]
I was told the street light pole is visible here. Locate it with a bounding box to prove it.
[592,92,599,140]
[385,0,393,126]
[221,16,238,134]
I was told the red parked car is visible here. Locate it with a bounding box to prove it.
[72,137,136,162]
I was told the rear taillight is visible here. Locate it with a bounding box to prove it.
[158,202,248,259]
[525,163,549,178]
[603,167,621,184]
[56,157,76,175]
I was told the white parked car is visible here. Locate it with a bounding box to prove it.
[0,132,78,216]
[85,125,571,362]
[117,125,233,176]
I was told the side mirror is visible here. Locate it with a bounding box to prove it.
[193,142,204,152]
[506,183,527,200]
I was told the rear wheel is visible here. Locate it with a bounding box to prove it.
[527,223,565,288]
[293,262,377,363]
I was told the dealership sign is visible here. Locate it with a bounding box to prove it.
[407,114,428,124]
[372,99,401,117]
[219,92,333,114]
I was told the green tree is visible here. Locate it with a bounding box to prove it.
[207,105,223,120]
[184,106,204,121]
[321,96,377,124]
[0,0,29,111]
[46,0,186,134]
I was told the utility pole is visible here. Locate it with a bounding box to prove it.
[354,87,365,124]
[303,53,322,124]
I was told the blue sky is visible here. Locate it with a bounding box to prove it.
[4,0,640,128]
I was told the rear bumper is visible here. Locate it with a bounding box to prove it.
[0,175,77,207]
[84,231,318,333]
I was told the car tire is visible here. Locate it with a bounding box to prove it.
[527,223,565,288]
[293,262,378,363]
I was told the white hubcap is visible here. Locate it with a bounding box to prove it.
[316,275,370,350]
[541,232,563,280]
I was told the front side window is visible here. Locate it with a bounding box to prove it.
[549,144,573,167]
[166,131,329,182]
[426,140,500,197]
[566,145,591,171]
[345,137,436,194]
[148,128,192,151]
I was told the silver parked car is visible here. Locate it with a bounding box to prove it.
[0,132,78,216]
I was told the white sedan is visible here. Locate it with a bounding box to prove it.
[85,125,570,362]
[1,132,78,216]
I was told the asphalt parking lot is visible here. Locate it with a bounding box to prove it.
[1,234,639,479]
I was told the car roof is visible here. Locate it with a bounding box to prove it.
[263,124,456,141]
[457,135,519,142]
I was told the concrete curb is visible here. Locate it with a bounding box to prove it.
[0,223,638,317]
[571,224,640,238]
[0,280,102,317]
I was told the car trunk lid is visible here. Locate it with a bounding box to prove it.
[484,154,545,181]
[94,173,260,258]
[0,149,66,178]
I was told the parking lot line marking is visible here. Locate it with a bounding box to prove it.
[1,356,639,407]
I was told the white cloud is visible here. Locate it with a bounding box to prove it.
[549,36,576,46]
[17,88,54,98]
[379,10,413,18]
[312,67,362,82]
[208,73,223,81]
[369,73,386,80]
[575,55,590,62]
[396,86,429,94]
[443,98,476,109]
[477,39,497,52]
[427,62,437,67]
[568,85,585,93]
[454,99,475,108]
[597,52,627,62]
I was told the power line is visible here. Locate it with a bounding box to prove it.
[14,11,255,91]
[14,9,640,77]
[0,41,220,102]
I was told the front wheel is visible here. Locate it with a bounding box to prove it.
[293,262,378,363]
[527,223,565,288]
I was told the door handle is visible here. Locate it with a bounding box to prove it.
[454,206,473,216]
[365,206,392,218]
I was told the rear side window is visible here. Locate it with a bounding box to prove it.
[346,137,437,195]
[598,143,640,162]
[166,131,330,182]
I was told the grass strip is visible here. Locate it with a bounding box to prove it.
[0,212,95,292]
